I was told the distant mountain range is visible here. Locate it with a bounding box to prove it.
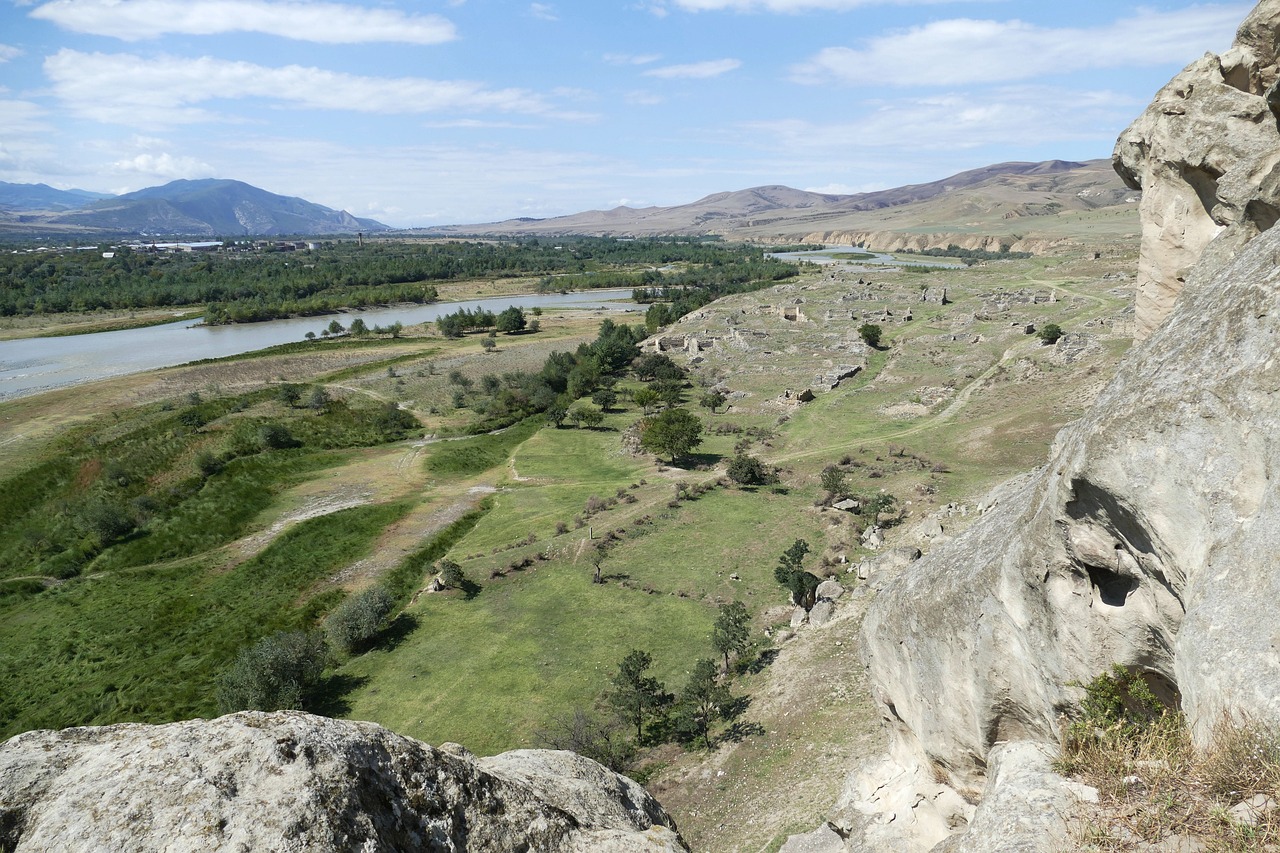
[420,159,1140,252]
[0,179,389,237]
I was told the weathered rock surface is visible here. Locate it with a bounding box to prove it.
[799,4,1280,849]
[1114,0,1280,338]
[833,213,1280,852]
[0,711,686,852]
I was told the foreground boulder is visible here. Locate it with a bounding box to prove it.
[0,711,686,852]
[1114,0,1280,339]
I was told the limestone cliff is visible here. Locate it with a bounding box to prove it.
[781,1,1280,850]
[1114,0,1280,339]
[0,711,686,852]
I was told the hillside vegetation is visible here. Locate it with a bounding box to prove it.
[0,238,1137,849]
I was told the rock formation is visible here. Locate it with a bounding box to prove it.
[0,710,686,852]
[1113,0,1280,339]
[781,1,1280,850]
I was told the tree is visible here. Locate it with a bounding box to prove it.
[711,601,751,673]
[307,386,331,411]
[324,586,395,654]
[632,387,660,414]
[327,319,345,335]
[591,388,618,412]
[820,465,848,498]
[699,390,726,413]
[1037,323,1063,344]
[858,323,882,348]
[481,336,497,353]
[277,383,302,407]
[677,658,731,749]
[639,408,703,463]
[546,399,570,428]
[535,709,634,772]
[438,558,465,589]
[258,423,297,450]
[863,491,897,520]
[726,453,770,487]
[774,539,820,611]
[216,630,329,713]
[304,331,316,341]
[495,305,527,334]
[568,404,604,429]
[348,317,369,337]
[606,649,670,741]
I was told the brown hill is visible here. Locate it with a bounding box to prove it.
[422,159,1139,252]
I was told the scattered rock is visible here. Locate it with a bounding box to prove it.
[1228,794,1278,826]
[815,580,845,600]
[808,600,835,627]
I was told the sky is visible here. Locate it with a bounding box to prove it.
[0,0,1256,227]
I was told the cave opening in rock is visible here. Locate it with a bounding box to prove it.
[1085,563,1139,607]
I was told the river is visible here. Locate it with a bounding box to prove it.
[0,289,640,402]
[767,246,961,268]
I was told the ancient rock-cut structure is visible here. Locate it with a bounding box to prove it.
[783,1,1280,850]
[1114,1,1280,339]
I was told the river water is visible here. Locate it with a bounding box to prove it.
[0,289,640,402]
[766,247,961,268]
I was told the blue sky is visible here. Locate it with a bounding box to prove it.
[0,0,1254,226]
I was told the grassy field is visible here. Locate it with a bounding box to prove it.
[0,248,1139,849]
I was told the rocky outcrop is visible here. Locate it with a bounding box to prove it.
[1113,0,1280,338]
[0,711,686,852]
[782,3,1280,850]
[795,231,1070,257]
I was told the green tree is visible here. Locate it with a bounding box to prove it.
[678,658,731,749]
[726,453,770,486]
[858,323,882,348]
[632,387,660,414]
[774,539,820,611]
[606,649,670,741]
[348,317,369,336]
[481,336,497,353]
[546,399,570,428]
[307,386,331,411]
[699,390,726,413]
[324,586,395,654]
[820,465,848,498]
[327,319,345,335]
[438,558,465,589]
[216,630,329,713]
[1037,323,1063,344]
[711,601,751,673]
[591,388,618,412]
[569,404,604,429]
[258,423,297,450]
[495,305,527,334]
[277,383,302,407]
[639,408,703,463]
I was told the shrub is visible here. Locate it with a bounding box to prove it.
[257,423,297,450]
[216,630,329,713]
[324,586,395,654]
[727,453,770,486]
[858,323,882,348]
[1037,323,1063,344]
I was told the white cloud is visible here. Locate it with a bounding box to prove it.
[644,58,741,79]
[654,0,964,11]
[44,50,574,127]
[604,52,662,66]
[0,44,23,62]
[740,86,1137,156]
[791,5,1252,86]
[529,2,557,20]
[111,152,217,179]
[625,90,664,105]
[0,100,57,175]
[29,0,458,44]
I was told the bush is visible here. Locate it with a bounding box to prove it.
[258,423,297,450]
[216,630,329,713]
[727,453,770,486]
[324,586,395,654]
[858,323,882,348]
[1037,323,1063,344]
